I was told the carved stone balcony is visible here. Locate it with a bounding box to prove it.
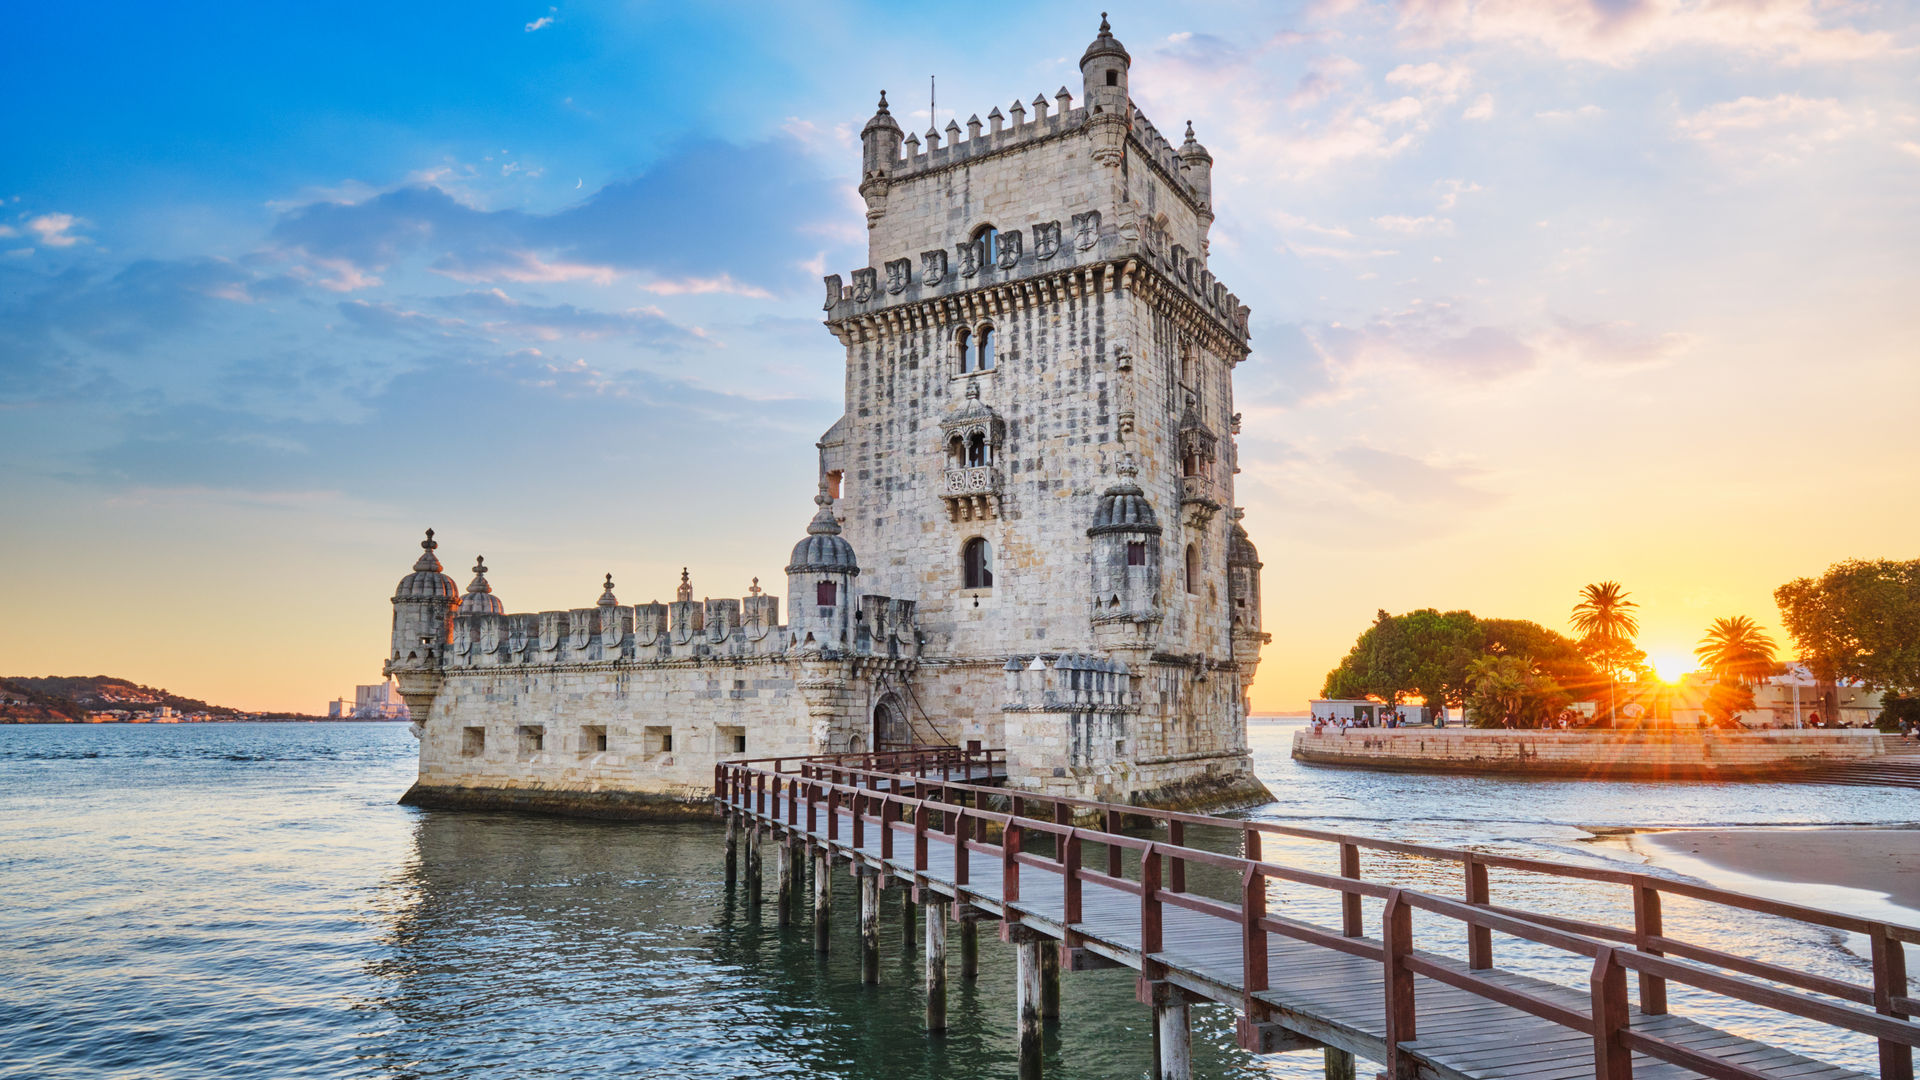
[943,465,1003,521]
[1179,474,1222,529]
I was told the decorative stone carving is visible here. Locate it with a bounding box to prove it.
[1170,245,1188,282]
[1033,221,1061,260]
[885,258,910,294]
[1072,210,1101,252]
[958,238,982,278]
[538,612,562,653]
[823,274,842,310]
[851,267,877,303]
[568,610,592,652]
[995,229,1022,270]
[479,619,501,655]
[921,248,948,286]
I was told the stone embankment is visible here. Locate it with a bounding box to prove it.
[1291,726,1895,780]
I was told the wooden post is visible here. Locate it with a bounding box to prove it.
[901,883,917,954]
[1872,925,1914,1080]
[1323,1047,1356,1080]
[1168,819,1185,894]
[1016,930,1045,1080]
[860,868,881,984]
[1041,935,1060,1022]
[1633,884,1667,1015]
[790,842,805,923]
[926,899,950,1032]
[1382,890,1416,1080]
[745,823,762,908]
[724,811,738,888]
[1589,946,1633,1080]
[813,847,832,953]
[775,837,794,926]
[961,915,979,981]
[1151,982,1192,1080]
[1340,842,1362,937]
[1464,855,1492,970]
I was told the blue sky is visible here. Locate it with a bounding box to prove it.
[3,1,1916,711]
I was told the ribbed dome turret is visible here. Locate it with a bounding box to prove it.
[395,530,459,601]
[1228,518,1261,567]
[1088,457,1162,536]
[461,556,503,615]
[786,482,860,574]
[1081,13,1131,67]
[862,90,901,138]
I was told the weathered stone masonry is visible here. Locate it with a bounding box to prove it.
[387,18,1272,818]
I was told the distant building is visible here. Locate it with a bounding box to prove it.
[1672,663,1883,728]
[329,681,409,720]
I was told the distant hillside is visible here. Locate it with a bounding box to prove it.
[0,676,322,723]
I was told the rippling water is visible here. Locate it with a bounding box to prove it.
[1,720,1912,1079]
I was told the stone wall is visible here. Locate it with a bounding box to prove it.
[1292,726,1895,779]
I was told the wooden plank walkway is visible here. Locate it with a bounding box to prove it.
[753,797,1865,1080]
[715,752,1919,1080]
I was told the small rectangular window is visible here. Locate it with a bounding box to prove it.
[581,725,607,756]
[517,724,545,760]
[462,727,485,757]
[826,470,843,499]
[816,580,837,606]
[718,725,747,756]
[1126,542,1147,566]
[644,725,673,756]
[1106,70,1118,86]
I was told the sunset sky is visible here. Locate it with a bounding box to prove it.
[2,1,1915,714]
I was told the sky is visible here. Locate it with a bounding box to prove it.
[1,1,1916,714]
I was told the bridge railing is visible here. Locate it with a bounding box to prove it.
[714,756,1919,1080]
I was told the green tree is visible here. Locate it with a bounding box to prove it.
[1480,619,1605,702]
[1694,616,1779,683]
[1321,608,1481,707]
[1464,655,1569,729]
[1571,581,1643,724]
[1774,558,1920,693]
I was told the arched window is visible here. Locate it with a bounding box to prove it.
[967,432,988,467]
[977,325,995,370]
[1183,448,1200,477]
[955,327,973,374]
[962,537,994,589]
[1184,544,1199,594]
[973,224,998,267]
[948,435,966,467]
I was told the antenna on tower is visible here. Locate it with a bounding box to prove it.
[930,74,936,130]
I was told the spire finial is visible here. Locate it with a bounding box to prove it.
[1100,12,1111,33]
[412,529,443,572]
[1185,120,1195,140]
[676,568,693,603]
[877,89,889,112]
[474,556,486,575]
[599,573,618,606]
[423,528,436,549]
[749,577,762,597]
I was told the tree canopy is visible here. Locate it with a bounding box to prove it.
[1694,616,1778,684]
[1570,581,1646,680]
[1775,558,1920,693]
[1322,609,1600,710]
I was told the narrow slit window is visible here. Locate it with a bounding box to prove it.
[956,327,972,374]
[1127,541,1147,567]
[816,580,838,606]
[1184,545,1200,594]
[977,326,995,370]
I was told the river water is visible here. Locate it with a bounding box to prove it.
[1,720,1912,1079]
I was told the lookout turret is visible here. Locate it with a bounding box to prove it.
[859,91,903,229]
[388,529,458,670]
[786,480,860,652]
[1081,14,1131,166]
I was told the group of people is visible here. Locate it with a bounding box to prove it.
[1310,709,1443,734]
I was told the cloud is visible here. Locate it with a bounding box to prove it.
[1676,94,1873,165]
[0,257,260,359]
[266,138,843,296]
[524,8,554,32]
[1386,0,1894,65]
[1372,214,1454,234]
[1547,316,1693,367]
[1462,93,1494,120]
[1310,301,1540,384]
[1287,55,1364,110]
[1384,61,1472,100]
[1332,445,1500,509]
[1535,104,1605,121]
[428,289,703,345]
[640,274,775,300]
[26,213,88,248]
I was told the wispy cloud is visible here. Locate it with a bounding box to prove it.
[524,8,555,32]
[26,213,88,248]
[1388,0,1894,66]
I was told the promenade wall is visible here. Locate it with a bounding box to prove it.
[1291,726,1893,780]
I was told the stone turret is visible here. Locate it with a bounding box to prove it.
[386,529,459,722]
[786,480,860,652]
[1088,456,1163,649]
[1081,13,1131,166]
[859,90,902,228]
[461,556,503,616]
[1179,120,1215,246]
[1227,509,1270,719]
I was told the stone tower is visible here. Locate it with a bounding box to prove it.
[820,17,1266,805]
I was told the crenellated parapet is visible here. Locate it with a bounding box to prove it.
[1001,654,1139,715]
[824,213,1249,352]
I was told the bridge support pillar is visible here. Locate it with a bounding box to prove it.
[744,823,762,908]
[859,868,881,983]
[775,838,794,926]
[723,812,737,888]
[1323,1047,1355,1080]
[1149,981,1193,1080]
[1041,938,1060,1022]
[901,884,917,954]
[788,842,805,922]
[925,899,949,1032]
[1011,925,1047,1079]
[812,847,832,953]
[960,914,980,981]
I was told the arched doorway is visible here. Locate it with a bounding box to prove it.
[873,693,912,753]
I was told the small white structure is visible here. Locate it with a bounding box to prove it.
[1672,664,1882,729]
[1310,699,1444,726]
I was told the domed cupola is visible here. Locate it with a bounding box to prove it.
[1080,12,1131,69]
[859,90,904,228]
[395,529,459,602]
[1089,457,1162,536]
[787,484,860,575]
[460,556,504,616]
[1080,12,1132,158]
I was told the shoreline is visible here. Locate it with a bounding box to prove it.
[1628,825,1920,920]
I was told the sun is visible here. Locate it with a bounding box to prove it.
[1648,653,1692,683]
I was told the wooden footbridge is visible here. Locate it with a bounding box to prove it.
[715,748,1918,1080]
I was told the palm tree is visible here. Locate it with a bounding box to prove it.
[1694,616,1778,683]
[1571,581,1640,725]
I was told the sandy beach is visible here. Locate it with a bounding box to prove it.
[1637,827,1920,909]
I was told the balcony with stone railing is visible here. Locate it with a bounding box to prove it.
[943,465,1002,522]
[1179,473,1222,529]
